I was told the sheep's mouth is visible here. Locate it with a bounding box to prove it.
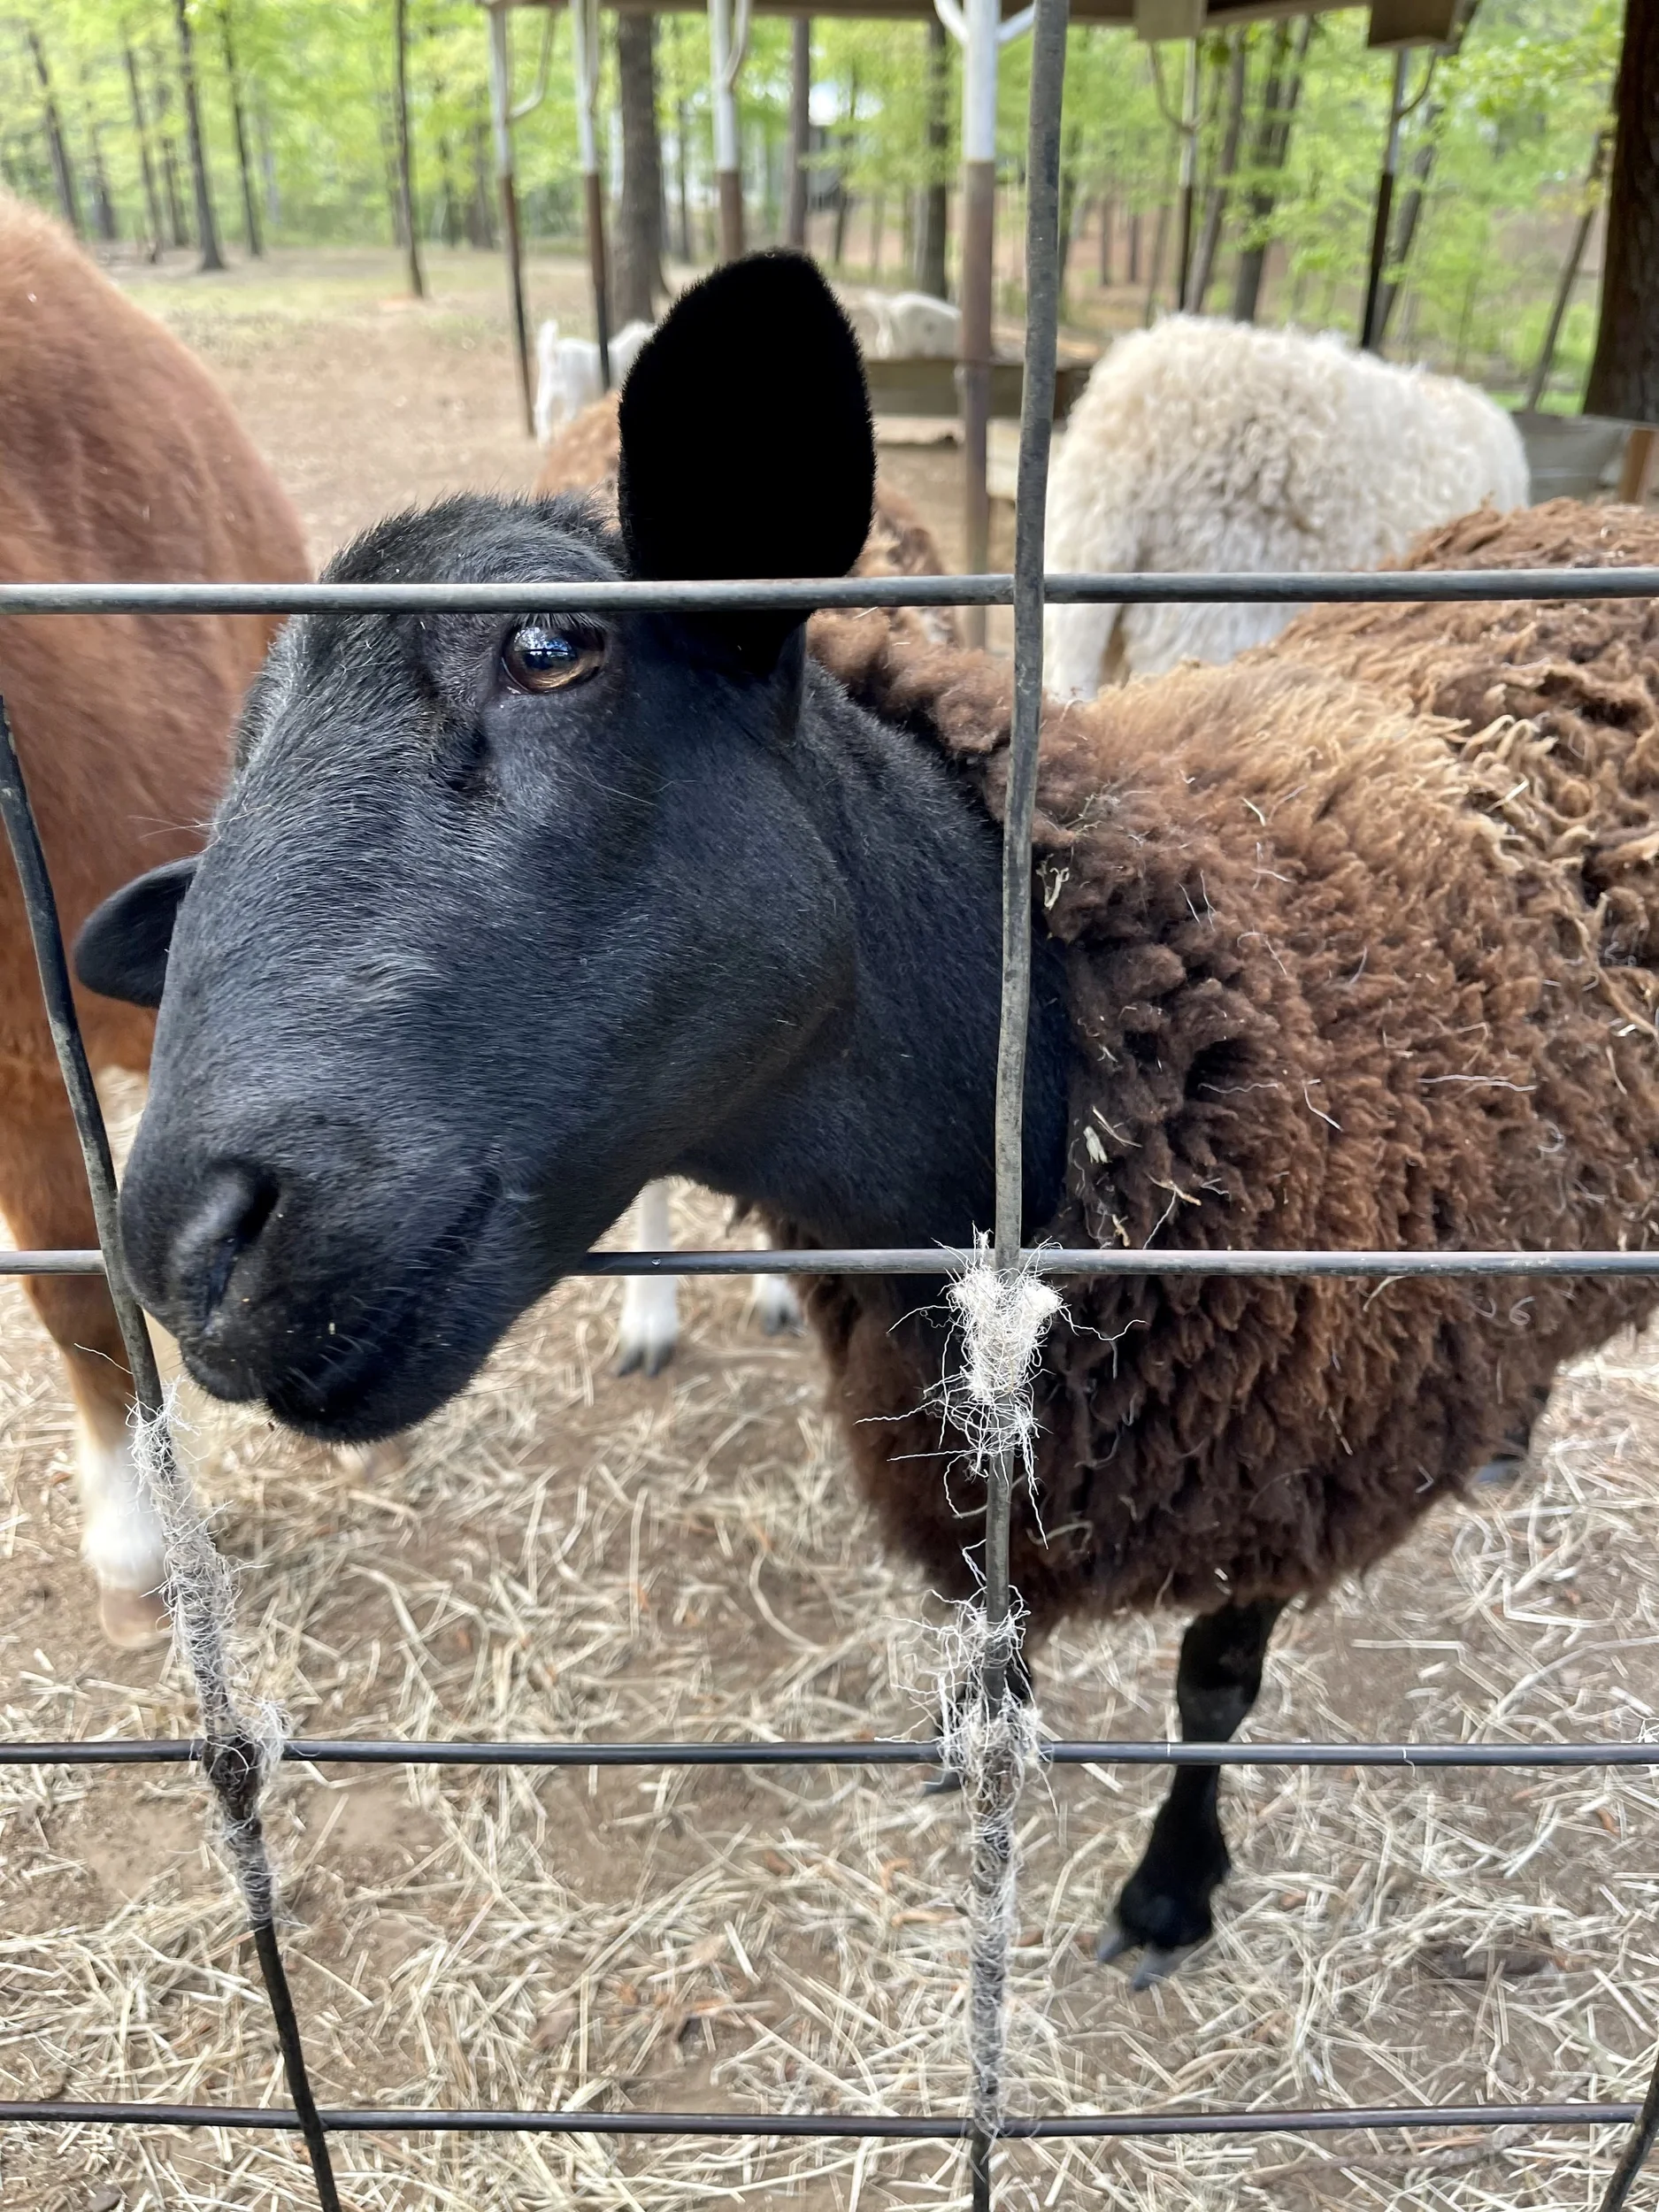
[192,1177,517,1444]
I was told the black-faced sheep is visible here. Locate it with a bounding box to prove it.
[536,388,957,1375]
[80,256,1659,1979]
[1044,314,1532,696]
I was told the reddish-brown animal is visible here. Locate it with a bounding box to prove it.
[0,196,307,1642]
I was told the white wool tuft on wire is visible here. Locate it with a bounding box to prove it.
[927,1237,1063,2137]
[933,1236,1063,1490]
[132,1392,286,1924]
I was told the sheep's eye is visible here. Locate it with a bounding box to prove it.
[503,619,604,694]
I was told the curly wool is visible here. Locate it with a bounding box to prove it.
[1043,316,1530,698]
[799,500,1659,1638]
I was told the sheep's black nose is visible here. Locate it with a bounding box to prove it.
[134,1159,280,1338]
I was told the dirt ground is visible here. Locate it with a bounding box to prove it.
[4,246,1659,2212]
[99,242,1007,591]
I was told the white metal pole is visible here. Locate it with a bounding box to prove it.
[710,0,744,257]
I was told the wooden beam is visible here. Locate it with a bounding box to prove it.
[1366,0,1458,47]
[489,0,1373,26]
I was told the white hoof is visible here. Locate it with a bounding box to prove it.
[749,1272,803,1336]
[74,1417,168,1647]
[98,1578,172,1649]
[617,1273,679,1376]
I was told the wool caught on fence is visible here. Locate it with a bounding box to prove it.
[132,1395,286,1927]
[931,1241,1064,2139]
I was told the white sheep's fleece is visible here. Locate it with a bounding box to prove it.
[534,317,654,445]
[1043,315,1531,698]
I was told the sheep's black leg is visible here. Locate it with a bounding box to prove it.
[1100,1596,1284,1988]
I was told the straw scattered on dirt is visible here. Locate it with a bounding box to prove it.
[4,1135,1659,2209]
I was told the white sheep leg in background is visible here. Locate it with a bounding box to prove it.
[617,1184,803,1373]
[748,1271,803,1335]
[73,1394,169,1648]
[617,1177,680,1376]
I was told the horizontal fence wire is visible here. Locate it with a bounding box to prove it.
[12,1247,1659,1279]
[0,2099,1642,2141]
[4,1737,1658,1769]
[0,567,1654,617]
[5,553,1659,2200]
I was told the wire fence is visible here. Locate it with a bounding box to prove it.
[4,4,1659,2205]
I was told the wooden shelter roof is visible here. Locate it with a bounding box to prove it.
[493,0,1464,48]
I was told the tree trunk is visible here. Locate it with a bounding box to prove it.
[172,0,225,270]
[160,130,190,247]
[1097,194,1113,286]
[82,84,119,242]
[1586,0,1659,424]
[123,42,165,250]
[915,14,949,297]
[786,18,810,249]
[257,96,280,227]
[152,50,192,251]
[674,99,694,262]
[391,0,424,297]
[1190,29,1248,312]
[469,118,495,248]
[1128,207,1141,284]
[1232,15,1310,324]
[1056,119,1083,302]
[832,72,856,266]
[614,12,666,324]
[442,142,461,243]
[218,3,264,256]
[1144,196,1171,325]
[1374,107,1440,347]
[26,27,81,238]
[1525,130,1609,411]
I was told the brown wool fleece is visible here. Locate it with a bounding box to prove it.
[795,501,1659,1636]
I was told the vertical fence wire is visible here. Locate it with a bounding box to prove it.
[1600,2053,1659,2209]
[0,698,342,2212]
[968,7,1070,2204]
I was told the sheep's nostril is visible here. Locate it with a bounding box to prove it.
[178,1164,280,1328]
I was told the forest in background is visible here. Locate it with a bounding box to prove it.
[0,0,1623,405]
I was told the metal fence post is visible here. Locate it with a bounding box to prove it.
[0,698,342,2212]
[970,4,1069,2202]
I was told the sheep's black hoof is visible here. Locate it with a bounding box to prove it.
[1099,1819,1228,1985]
[1096,1919,1200,1989]
[615,1340,674,1378]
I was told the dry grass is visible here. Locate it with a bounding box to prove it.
[5,1148,1659,2210]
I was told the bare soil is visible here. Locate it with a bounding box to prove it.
[3,248,1658,2212]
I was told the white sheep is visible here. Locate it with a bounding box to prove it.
[1044,315,1531,698]
[533,316,655,445]
[864,289,960,359]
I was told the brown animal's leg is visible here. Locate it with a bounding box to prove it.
[1101,1596,1285,1987]
[0,1062,168,1647]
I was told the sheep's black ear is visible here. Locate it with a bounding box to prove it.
[73,856,197,1008]
[617,252,874,673]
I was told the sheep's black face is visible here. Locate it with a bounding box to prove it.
[80,253,878,1440]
